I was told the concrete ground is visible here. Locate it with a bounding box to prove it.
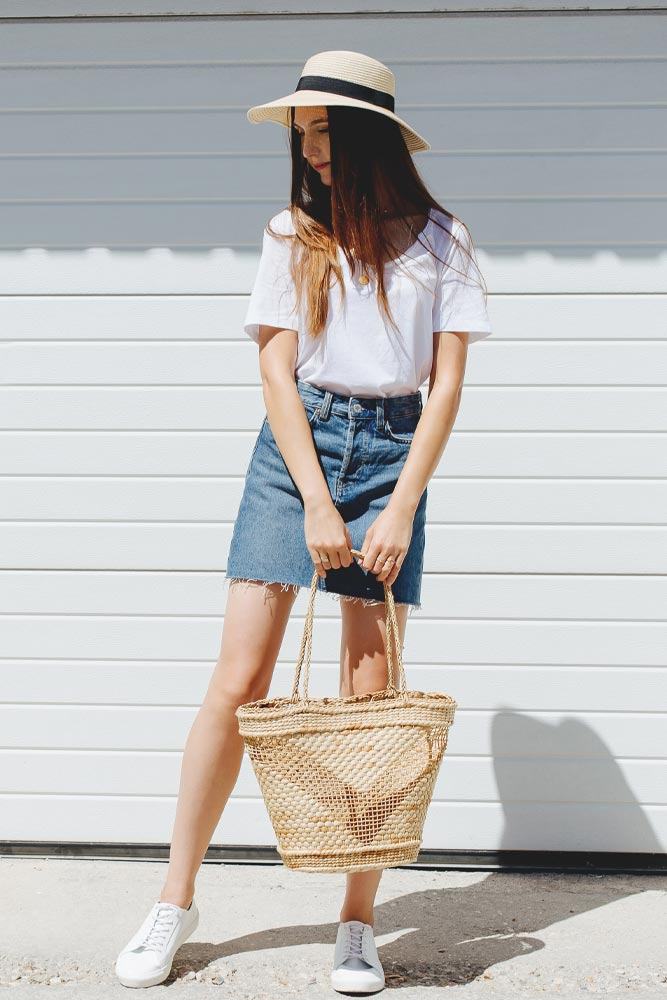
[0,856,665,998]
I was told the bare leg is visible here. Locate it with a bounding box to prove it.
[337,600,409,928]
[159,580,299,908]
[339,868,384,927]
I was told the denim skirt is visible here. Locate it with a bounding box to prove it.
[225,378,428,612]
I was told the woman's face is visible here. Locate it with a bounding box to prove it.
[293,106,331,186]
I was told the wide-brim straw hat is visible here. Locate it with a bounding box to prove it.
[247,49,431,154]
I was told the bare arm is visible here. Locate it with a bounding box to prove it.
[389,330,469,517]
[255,324,354,576]
[257,324,330,506]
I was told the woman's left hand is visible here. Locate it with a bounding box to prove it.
[354,503,414,587]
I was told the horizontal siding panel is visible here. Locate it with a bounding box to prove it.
[2,107,666,158]
[3,62,667,111]
[1,572,665,619]
[1,663,665,711]
[2,387,666,431]
[2,294,667,341]
[0,613,664,663]
[0,433,664,474]
[6,341,667,385]
[1,753,665,806]
[0,707,664,757]
[1,524,667,574]
[2,478,667,523]
[0,797,664,853]
[0,105,667,156]
[0,14,663,65]
[2,251,666,293]
[2,201,667,250]
[2,153,667,202]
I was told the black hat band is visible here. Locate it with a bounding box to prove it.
[295,74,395,113]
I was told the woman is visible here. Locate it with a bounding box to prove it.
[115,50,492,993]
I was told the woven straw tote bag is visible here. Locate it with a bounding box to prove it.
[235,550,457,873]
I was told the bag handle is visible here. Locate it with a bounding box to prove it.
[289,548,408,703]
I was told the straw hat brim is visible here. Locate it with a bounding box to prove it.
[247,89,431,153]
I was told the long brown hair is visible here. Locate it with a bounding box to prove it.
[265,104,488,338]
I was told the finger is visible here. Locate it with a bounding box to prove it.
[364,543,383,574]
[357,536,372,568]
[379,553,402,582]
[319,549,336,571]
[370,547,391,575]
[351,546,368,569]
[376,557,393,581]
[326,548,344,570]
[312,549,328,578]
[336,544,353,568]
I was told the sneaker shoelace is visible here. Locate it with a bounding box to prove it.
[138,904,179,951]
[347,922,365,961]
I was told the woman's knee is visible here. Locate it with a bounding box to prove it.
[203,664,271,714]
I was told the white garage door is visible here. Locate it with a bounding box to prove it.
[1,3,665,859]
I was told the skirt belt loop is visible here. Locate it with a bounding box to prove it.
[319,389,333,421]
[376,398,386,433]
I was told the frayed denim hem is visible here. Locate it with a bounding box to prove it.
[225,575,301,597]
[224,575,420,615]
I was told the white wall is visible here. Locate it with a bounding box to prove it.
[1,9,666,855]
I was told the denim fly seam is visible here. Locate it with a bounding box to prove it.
[225,378,427,614]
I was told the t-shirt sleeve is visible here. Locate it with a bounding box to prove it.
[243,220,299,344]
[432,220,492,343]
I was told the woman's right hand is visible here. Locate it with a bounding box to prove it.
[304,497,356,579]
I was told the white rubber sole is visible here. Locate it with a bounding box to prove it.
[116,963,175,990]
[331,967,385,994]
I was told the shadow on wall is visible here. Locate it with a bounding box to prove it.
[489,710,663,854]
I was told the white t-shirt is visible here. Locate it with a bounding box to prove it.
[243,206,492,397]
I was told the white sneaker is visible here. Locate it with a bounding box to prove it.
[115,898,199,988]
[331,919,385,994]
